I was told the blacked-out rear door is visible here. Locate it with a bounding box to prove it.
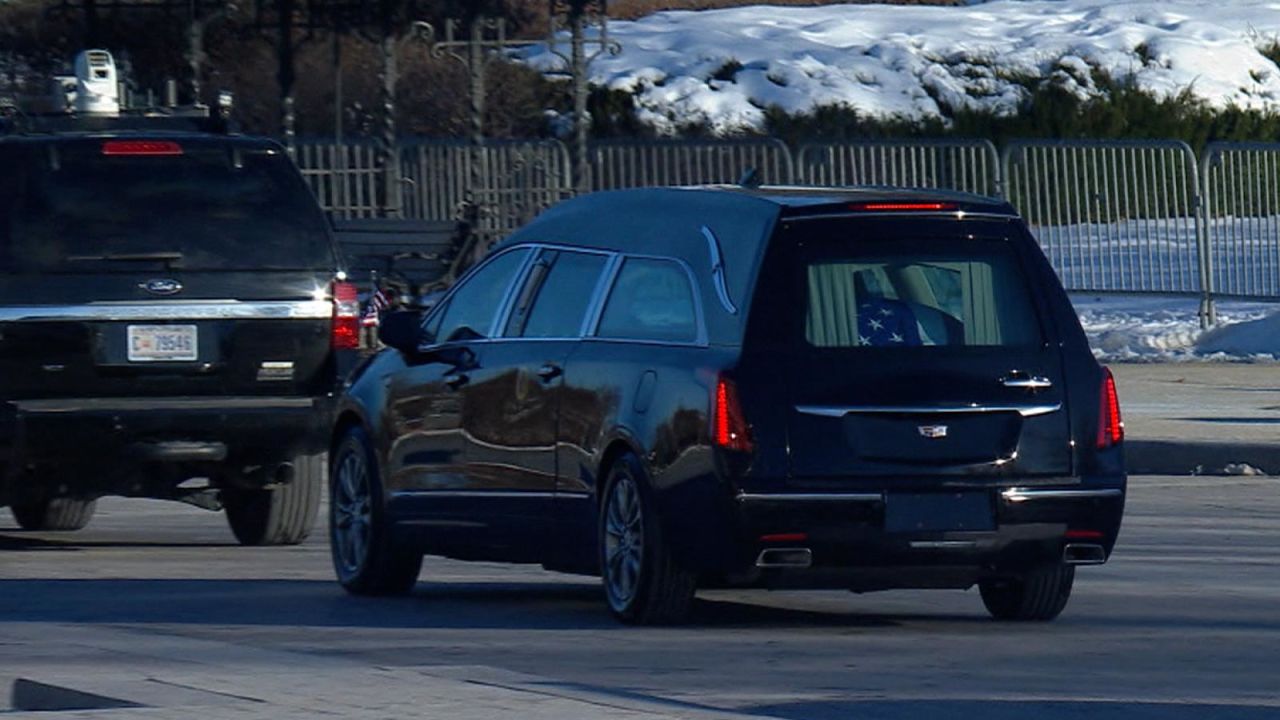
[780,216,1072,482]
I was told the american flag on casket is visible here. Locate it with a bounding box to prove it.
[857,299,921,346]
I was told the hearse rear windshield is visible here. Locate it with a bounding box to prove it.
[796,218,1044,349]
[0,139,333,273]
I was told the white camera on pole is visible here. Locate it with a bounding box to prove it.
[72,49,120,116]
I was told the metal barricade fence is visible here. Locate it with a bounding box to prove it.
[1002,140,1203,296]
[1201,142,1280,300]
[588,138,794,190]
[294,140,383,219]
[797,139,1000,196]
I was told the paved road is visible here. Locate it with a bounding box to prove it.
[2,475,1278,719]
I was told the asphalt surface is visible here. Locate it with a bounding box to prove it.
[4,361,1280,718]
[2,472,1278,719]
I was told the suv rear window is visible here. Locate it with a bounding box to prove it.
[803,234,1042,349]
[0,139,332,272]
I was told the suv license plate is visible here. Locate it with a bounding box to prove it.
[127,325,198,362]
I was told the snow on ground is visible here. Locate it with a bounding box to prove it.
[1074,294,1280,362]
[521,1,1280,135]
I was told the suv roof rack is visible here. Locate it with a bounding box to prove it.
[1,105,236,137]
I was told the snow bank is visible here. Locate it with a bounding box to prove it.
[520,1,1280,135]
[1074,295,1280,361]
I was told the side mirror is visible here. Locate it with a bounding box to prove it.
[377,310,424,354]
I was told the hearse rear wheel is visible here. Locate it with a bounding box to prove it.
[329,426,422,595]
[979,563,1075,621]
[599,453,696,625]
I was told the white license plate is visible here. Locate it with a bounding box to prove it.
[127,325,198,362]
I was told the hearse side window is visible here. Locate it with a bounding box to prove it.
[428,249,528,344]
[804,240,1041,348]
[505,249,608,339]
[596,258,698,343]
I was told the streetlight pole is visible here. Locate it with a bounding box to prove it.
[417,16,532,240]
[546,0,620,195]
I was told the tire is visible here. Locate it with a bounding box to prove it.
[10,497,96,531]
[223,454,324,546]
[980,563,1076,621]
[599,453,696,625]
[329,426,422,595]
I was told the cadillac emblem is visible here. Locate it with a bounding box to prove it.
[918,425,948,439]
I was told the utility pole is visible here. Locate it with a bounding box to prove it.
[546,0,619,194]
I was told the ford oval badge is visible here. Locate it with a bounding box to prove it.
[140,278,183,296]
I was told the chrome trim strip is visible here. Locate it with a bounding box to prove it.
[909,540,978,550]
[737,492,883,503]
[13,397,316,413]
[796,403,1062,418]
[701,225,738,315]
[390,490,558,500]
[1001,488,1123,503]
[784,211,1015,222]
[0,300,332,322]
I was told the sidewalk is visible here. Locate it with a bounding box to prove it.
[1110,363,1280,475]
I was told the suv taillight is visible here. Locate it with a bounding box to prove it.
[1097,366,1124,449]
[713,375,753,453]
[332,281,360,350]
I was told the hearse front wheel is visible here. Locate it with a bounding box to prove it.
[599,453,696,625]
[329,426,422,596]
[979,563,1075,621]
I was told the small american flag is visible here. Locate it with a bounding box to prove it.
[361,287,390,327]
[857,299,921,346]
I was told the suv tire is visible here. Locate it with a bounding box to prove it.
[10,497,96,531]
[330,426,422,595]
[600,453,696,625]
[980,563,1075,621]
[223,454,324,546]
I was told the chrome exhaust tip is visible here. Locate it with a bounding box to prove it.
[755,548,813,569]
[1063,543,1107,565]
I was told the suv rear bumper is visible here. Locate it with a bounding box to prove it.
[1,396,333,501]
[707,481,1125,588]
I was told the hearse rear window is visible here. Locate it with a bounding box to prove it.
[804,238,1041,348]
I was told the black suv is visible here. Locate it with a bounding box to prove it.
[329,186,1125,623]
[0,130,356,544]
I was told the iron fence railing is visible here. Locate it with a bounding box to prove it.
[1201,142,1280,300]
[588,138,794,190]
[294,136,1280,320]
[797,139,1000,197]
[1003,140,1203,297]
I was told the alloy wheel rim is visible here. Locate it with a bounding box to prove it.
[333,446,373,574]
[603,474,644,607]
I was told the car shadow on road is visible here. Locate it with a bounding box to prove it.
[0,578,929,631]
[0,534,242,550]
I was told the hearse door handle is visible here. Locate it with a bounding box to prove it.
[1000,374,1053,389]
[444,372,469,389]
[537,363,563,382]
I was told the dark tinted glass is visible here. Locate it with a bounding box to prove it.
[431,249,527,343]
[0,141,331,272]
[509,250,607,338]
[804,237,1041,348]
[597,258,698,343]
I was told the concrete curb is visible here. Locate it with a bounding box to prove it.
[1126,439,1280,476]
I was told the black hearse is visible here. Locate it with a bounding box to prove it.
[329,186,1125,624]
